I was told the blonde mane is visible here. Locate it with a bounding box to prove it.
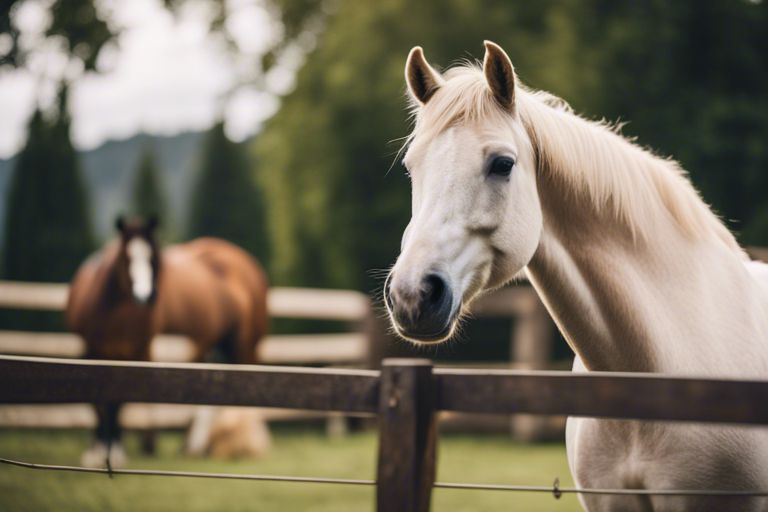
[408,64,743,254]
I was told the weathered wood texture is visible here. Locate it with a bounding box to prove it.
[5,355,768,512]
[5,355,768,424]
[376,359,437,512]
[435,368,768,424]
[0,355,379,413]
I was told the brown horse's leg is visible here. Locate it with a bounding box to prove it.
[235,311,265,365]
[95,402,122,445]
[83,402,127,468]
[88,346,124,455]
[236,326,258,365]
[140,429,157,455]
[136,344,158,456]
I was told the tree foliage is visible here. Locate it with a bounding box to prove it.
[1,0,325,80]
[255,0,768,290]
[188,122,270,266]
[2,88,93,282]
[254,0,594,288]
[1,0,114,70]
[130,147,168,236]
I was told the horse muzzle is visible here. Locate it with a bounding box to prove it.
[132,290,156,306]
[385,271,458,344]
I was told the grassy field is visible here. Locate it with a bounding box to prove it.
[0,426,582,511]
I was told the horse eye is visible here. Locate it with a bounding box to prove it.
[488,156,515,178]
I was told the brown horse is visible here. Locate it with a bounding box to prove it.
[66,216,269,467]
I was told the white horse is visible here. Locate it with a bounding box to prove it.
[384,41,768,511]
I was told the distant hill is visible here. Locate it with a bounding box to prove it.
[0,131,207,247]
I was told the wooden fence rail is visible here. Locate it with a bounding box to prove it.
[0,279,558,438]
[3,354,768,511]
[0,280,377,367]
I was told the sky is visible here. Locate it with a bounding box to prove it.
[0,0,298,159]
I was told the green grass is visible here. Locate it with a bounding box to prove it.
[0,427,582,511]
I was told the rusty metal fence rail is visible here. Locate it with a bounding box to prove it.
[3,354,768,511]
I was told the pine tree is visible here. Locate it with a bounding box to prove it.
[2,87,93,282]
[131,147,169,236]
[188,122,269,266]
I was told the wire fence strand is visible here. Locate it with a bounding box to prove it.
[0,457,375,486]
[4,456,768,498]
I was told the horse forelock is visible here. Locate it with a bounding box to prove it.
[405,62,743,256]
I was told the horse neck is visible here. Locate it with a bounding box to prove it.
[522,113,759,374]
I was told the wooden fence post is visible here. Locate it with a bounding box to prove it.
[510,293,556,442]
[364,306,390,370]
[376,359,437,512]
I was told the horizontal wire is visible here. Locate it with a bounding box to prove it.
[434,481,768,497]
[4,456,768,497]
[0,457,375,486]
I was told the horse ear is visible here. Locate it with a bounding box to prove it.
[115,215,126,233]
[405,46,443,105]
[483,41,516,109]
[146,215,160,232]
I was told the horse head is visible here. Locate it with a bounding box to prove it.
[115,215,161,305]
[385,42,542,344]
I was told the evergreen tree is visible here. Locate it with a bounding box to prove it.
[255,0,768,289]
[188,122,269,266]
[254,0,581,288]
[131,147,169,236]
[563,0,768,245]
[2,87,93,282]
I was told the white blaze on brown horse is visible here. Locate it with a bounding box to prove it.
[66,217,270,466]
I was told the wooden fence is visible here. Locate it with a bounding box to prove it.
[2,354,768,511]
[0,279,557,436]
[0,280,375,365]
[0,280,384,431]
[0,280,553,367]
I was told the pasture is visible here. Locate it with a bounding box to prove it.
[0,427,578,512]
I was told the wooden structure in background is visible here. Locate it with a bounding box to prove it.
[0,279,559,437]
[748,246,768,263]
[469,285,557,441]
[0,281,374,365]
[5,247,767,436]
[0,280,378,432]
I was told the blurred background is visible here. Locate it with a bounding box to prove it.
[1,0,767,510]
[2,0,767,292]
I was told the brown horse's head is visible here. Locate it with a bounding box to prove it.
[114,215,161,305]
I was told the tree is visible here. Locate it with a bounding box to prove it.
[564,0,768,245]
[1,0,327,98]
[188,122,269,266]
[253,0,590,289]
[2,87,93,282]
[130,147,169,237]
[255,0,768,291]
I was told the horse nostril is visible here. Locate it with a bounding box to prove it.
[386,271,455,341]
[423,273,447,306]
